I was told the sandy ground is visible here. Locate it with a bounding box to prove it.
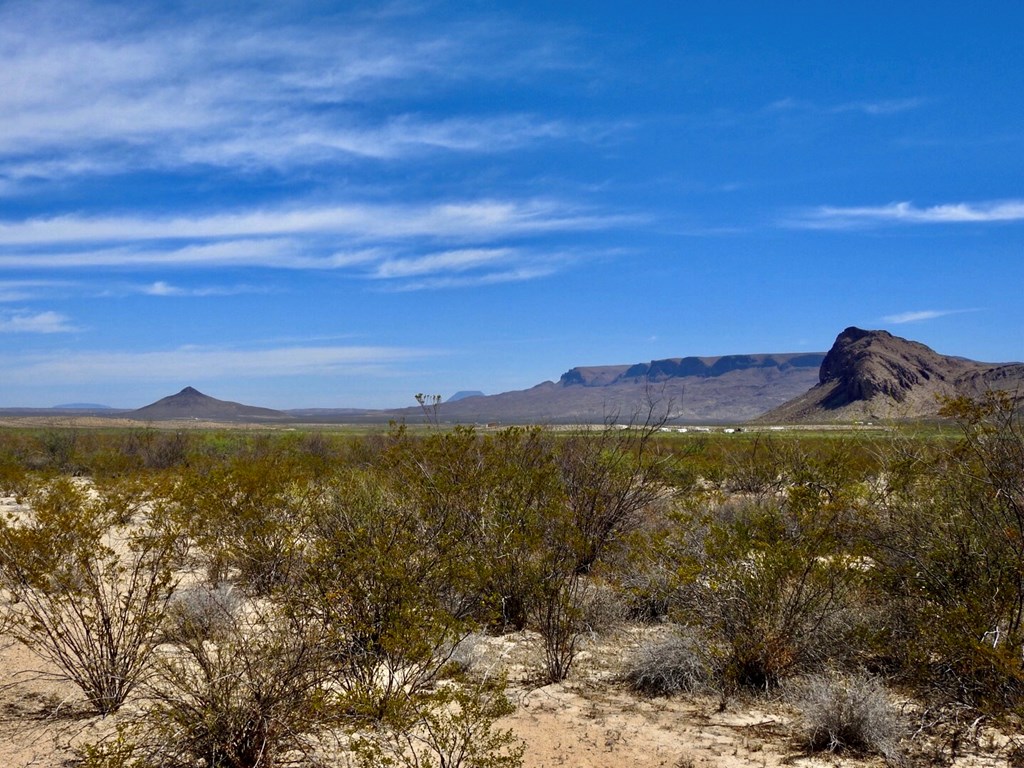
[0,634,820,768]
[2,628,1019,768]
[0,486,1017,768]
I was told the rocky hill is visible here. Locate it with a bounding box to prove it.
[759,327,1024,422]
[132,387,285,421]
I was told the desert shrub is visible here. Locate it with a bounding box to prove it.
[166,447,317,595]
[297,467,476,721]
[383,425,551,632]
[557,414,670,574]
[617,562,681,623]
[0,452,30,496]
[352,676,523,768]
[611,494,707,623]
[138,605,330,768]
[683,489,867,691]
[38,428,80,473]
[472,427,567,634]
[867,392,1024,710]
[720,434,789,498]
[793,670,903,761]
[162,582,240,644]
[0,477,176,714]
[531,564,586,683]
[578,579,629,634]
[624,626,715,697]
[120,428,191,471]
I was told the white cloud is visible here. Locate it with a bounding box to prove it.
[0,203,622,289]
[0,309,77,333]
[0,240,300,269]
[883,309,976,324]
[0,200,619,247]
[140,281,265,297]
[788,199,1024,228]
[144,281,182,296]
[830,98,924,115]
[0,2,591,184]
[382,266,560,292]
[6,343,434,383]
[371,248,515,279]
[767,97,924,117]
[0,279,71,301]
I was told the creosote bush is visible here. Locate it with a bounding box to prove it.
[866,391,1024,710]
[0,476,176,714]
[686,497,865,691]
[352,677,524,768]
[166,447,317,595]
[142,606,330,768]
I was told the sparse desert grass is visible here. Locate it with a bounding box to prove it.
[791,670,903,762]
[623,625,716,697]
[162,582,240,643]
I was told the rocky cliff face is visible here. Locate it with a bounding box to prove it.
[760,327,1024,422]
[559,353,824,388]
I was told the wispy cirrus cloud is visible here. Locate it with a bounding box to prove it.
[5,343,434,383]
[0,201,627,289]
[0,279,74,302]
[0,1,595,187]
[882,309,978,324]
[766,97,924,117]
[0,309,77,333]
[0,200,623,247]
[140,281,266,298]
[786,199,1024,229]
[830,98,925,115]
[380,266,562,292]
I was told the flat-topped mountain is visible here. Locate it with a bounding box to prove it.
[132,387,284,421]
[759,327,1024,422]
[397,352,826,424]
[559,353,823,387]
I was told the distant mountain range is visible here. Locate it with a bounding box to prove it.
[5,328,1020,424]
[408,352,826,424]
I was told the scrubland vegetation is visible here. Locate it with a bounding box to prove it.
[0,392,1021,766]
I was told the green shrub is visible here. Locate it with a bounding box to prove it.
[867,392,1024,710]
[352,676,523,768]
[684,489,866,691]
[0,477,176,714]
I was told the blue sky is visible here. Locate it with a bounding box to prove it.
[2,1,1022,409]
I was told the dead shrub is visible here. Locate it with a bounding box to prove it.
[793,670,903,762]
[162,582,240,643]
[578,580,629,634]
[624,626,716,697]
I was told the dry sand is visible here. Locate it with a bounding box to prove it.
[0,487,1017,768]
